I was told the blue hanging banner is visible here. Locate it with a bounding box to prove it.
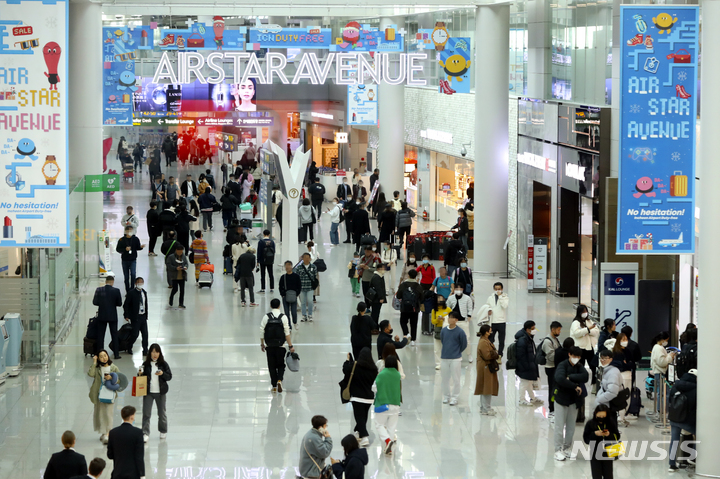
[617,6,699,254]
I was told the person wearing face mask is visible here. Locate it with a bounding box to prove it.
[395,269,423,345]
[122,277,149,356]
[515,320,542,406]
[395,201,415,250]
[583,404,620,479]
[330,435,369,479]
[415,254,436,290]
[597,319,616,354]
[444,232,465,278]
[553,346,589,461]
[650,331,676,417]
[380,242,398,293]
[475,324,500,415]
[377,203,396,245]
[358,246,381,307]
[368,263,388,329]
[450,209,469,251]
[432,294,453,369]
[398,253,417,285]
[541,321,563,419]
[376,320,409,360]
[485,282,510,356]
[337,178,352,202]
[88,350,120,444]
[570,303,600,421]
[453,257,473,294]
[611,333,634,426]
[138,344,173,443]
[115,226,146,293]
[440,312,468,406]
[342,193,357,244]
[446,283,474,362]
[299,416,333,479]
[325,197,343,245]
[595,350,624,412]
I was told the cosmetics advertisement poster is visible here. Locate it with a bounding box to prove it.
[617,6,699,254]
[0,0,70,247]
[132,78,258,113]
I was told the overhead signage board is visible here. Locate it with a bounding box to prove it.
[248,26,331,49]
[330,22,404,53]
[0,0,70,247]
[600,263,639,332]
[617,6,699,254]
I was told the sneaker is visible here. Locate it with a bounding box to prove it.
[179,305,186,309]
[449,399,458,406]
[271,387,277,393]
[241,302,247,307]
[563,449,577,459]
[250,303,259,307]
[548,411,555,417]
[102,435,109,445]
[143,434,149,443]
[384,440,395,455]
[411,340,416,346]
[234,288,239,292]
[100,434,107,443]
[443,398,449,404]
[359,437,370,447]
[481,409,497,416]
[301,316,307,322]
[519,400,533,406]
[159,433,167,439]
[308,316,313,321]
[668,466,679,473]
[435,365,441,370]
[469,357,474,363]
[554,451,566,462]
[353,431,360,439]
[531,398,544,405]
[277,381,283,393]
[259,290,266,294]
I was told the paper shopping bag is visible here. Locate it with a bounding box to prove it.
[132,375,147,397]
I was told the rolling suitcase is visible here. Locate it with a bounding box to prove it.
[116,323,135,353]
[200,263,215,273]
[223,256,234,275]
[670,171,688,197]
[199,270,214,288]
[86,314,99,340]
[627,386,643,416]
[83,337,96,356]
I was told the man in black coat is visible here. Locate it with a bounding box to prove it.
[227,175,243,202]
[107,406,145,479]
[342,198,357,244]
[123,277,149,356]
[553,347,589,460]
[174,204,195,251]
[308,177,326,218]
[180,174,199,207]
[115,226,145,293]
[146,201,161,256]
[336,177,352,202]
[376,320,409,360]
[69,458,105,479]
[444,232,465,278]
[43,430,87,479]
[158,204,177,242]
[515,320,542,406]
[352,202,371,254]
[93,276,122,358]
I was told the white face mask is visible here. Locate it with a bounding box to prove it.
[409,258,416,263]
[455,290,463,296]
[569,357,579,365]
[136,284,144,290]
[581,312,588,319]
[333,201,337,205]
[371,247,377,251]
[661,341,668,347]
[460,263,467,268]
[495,290,502,295]
[620,341,628,347]
[530,329,537,336]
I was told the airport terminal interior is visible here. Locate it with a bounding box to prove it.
[0,1,717,479]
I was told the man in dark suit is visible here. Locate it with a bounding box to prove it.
[180,174,199,207]
[123,277,149,356]
[352,201,371,254]
[92,276,123,358]
[146,201,161,256]
[107,406,145,479]
[69,457,105,479]
[43,430,87,479]
[336,177,351,202]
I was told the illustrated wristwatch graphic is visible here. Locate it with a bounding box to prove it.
[432,21,449,51]
[42,155,61,185]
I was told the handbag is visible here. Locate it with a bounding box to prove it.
[667,48,691,63]
[609,386,631,411]
[314,258,327,272]
[602,431,626,458]
[282,276,298,303]
[212,202,222,212]
[365,287,378,302]
[392,296,401,311]
[303,441,333,479]
[341,361,356,401]
[98,384,115,404]
[187,33,205,48]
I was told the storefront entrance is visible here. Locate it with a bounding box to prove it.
[558,188,580,297]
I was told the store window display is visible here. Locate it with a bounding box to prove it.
[434,153,474,227]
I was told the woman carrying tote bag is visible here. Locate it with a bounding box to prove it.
[88,350,120,444]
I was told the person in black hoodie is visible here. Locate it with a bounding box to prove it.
[331,435,369,479]
[308,177,326,218]
[174,203,196,251]
[220,186,240,230]
[137,344,172,442]
[583,404,620,479]
[350,303,376,360]
[376,320,408,360]
[115,226,145,293]
[668,370,697,471]
[553,346,589,461]
[515,320,542,406]
[158,202,177,242]
[368,262,388,329]
[341,348,378,447]
[146,201,161,256]
[554,337,574,372]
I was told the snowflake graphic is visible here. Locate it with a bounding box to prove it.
[630,104,641,114]
[671,151,681,162]
[671,223,682,233]
[46,218,59,230]
[678,71,688,81]
[45,17,57,29]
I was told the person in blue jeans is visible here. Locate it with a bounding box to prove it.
[430,267,454,299]
[115,226,145,292]
[326,198,342,245]
[668,370,697,472]
[293,253,318,322]
[279,261,301,329]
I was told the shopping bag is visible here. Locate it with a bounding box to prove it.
[670,171,688,197]
[132,375,147,397]
[604,440,626,458]
[98,384,115,404]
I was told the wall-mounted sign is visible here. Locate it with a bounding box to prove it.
[334,132,348,143]
[132,117,196,127]
[214,132,237,152]
[438,37,472,95]
[420,129,453,145]
[347,83,377,126]
[311,112,333,120]
[517,152,557,173]
[565,163,586,181]
[85,174,120,192]
[617,6,698,254]
[248,26,331,49]
[0,0,70,247]
[600,262,639,332]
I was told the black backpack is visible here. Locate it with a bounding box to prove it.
[401,285,418,311]
[264,313,286,347]
[676,342,697,379]
[263,240,275,264]
[535,337,549,366]
[668,390,689,423]
[506,342,517,369]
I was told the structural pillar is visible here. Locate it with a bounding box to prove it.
[474,4,510,273]
[696,0,720,476]
[526,0,552,99]
[69,1,104,278]
[378,16,405,201]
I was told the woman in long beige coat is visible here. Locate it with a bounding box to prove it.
[475,324,499,415]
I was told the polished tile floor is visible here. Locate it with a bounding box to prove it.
[0,163,682,478]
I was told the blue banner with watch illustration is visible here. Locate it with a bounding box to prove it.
[617,6,698,254]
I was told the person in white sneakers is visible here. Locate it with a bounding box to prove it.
[260,298,295,393]
[514,320,543,406]
[440,312,468,406]
[553,346,589,461]
[138,343,172,443]
[486,282,510,356]
[541,321,563,420]
[446,284,474,362]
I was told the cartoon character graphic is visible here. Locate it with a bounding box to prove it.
[43,42,61,91]
[342,21,361,45]
[15,138,38,161]
[439,53,471,83]
[633,176,656,198]
[117,71,138,92]
[652,13,678,34]
[213,16,225,50]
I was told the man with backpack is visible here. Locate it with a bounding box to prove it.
[395,270,424,345]
[256,230,276,293]
[675,328,697,379]
[538,321,562,418]
[260,298,295,393]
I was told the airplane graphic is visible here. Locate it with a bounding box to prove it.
[658,232,683,247]
[255,18,282,34]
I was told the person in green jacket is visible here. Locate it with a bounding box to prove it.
[374,355,402,456]
[87,350,120,444]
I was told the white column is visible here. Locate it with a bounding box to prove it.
[69,1,103,278]
[474,5,510,273]
[378,16,405,200]
[526,0,551,99]
[696,1,720,476]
